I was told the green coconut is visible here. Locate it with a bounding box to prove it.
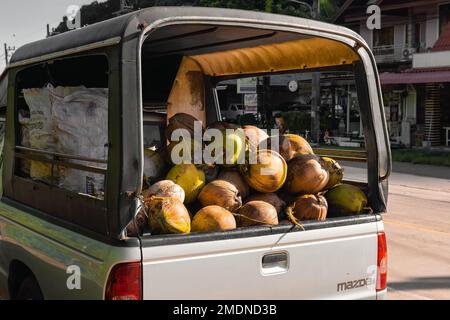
[325,184,370,217]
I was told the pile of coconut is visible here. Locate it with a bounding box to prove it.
[128,113,372,236]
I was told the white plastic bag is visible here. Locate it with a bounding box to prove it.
[22,86,55,181]
[51,87,108,196]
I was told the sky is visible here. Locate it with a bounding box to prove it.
[0,0,97,73]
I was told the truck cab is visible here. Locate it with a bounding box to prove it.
[0,7,390,300]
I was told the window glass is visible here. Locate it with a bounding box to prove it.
[373,26,394,47]
[216,70,368,183]
[15,55,109,199]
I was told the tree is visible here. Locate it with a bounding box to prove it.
[51,0,346,35]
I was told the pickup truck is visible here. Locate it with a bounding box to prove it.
[0,7,390,300]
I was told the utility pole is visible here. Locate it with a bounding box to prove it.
[311,0,321,144]
[4,43,16,65]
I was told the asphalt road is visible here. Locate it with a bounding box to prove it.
[344,162,450,300]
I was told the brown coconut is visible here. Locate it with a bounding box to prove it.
[143,180,185,203]
[286,154,329,194]
[238,201,279,227]
[262,134,314,162]
[198,180,242,212]
[242,125,269,149]
[245,193,286,214]
[165,113,202,141]
[291,194,328,221]
[218,169,250,199]
[207,121,240,131]
[192,206,237,232]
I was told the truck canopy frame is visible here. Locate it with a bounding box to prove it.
[3,7,391,241]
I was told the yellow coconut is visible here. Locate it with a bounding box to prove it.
[146,197,191,234]
[262,134,314,162]
[192,206,237,232]
[166,164,206,204]
[320,157,344,190]
[240,149,287,193]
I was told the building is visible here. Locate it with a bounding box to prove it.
[334,0,450,147]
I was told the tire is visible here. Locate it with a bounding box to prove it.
[15,275,44,300]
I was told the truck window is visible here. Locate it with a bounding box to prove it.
[216,70,368,183]
[6,55,110,235]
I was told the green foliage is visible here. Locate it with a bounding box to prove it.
[52,0,346,35]
[392,149,450,167]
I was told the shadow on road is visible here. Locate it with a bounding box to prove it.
[390,276,450,291]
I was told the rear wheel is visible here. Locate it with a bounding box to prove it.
[15,275,44,300]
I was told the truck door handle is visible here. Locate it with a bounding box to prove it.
[261,252,289,275]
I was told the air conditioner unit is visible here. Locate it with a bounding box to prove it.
[402,48,415,58]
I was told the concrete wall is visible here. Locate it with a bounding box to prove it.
[413,51,450,68]
[359,23,373,48]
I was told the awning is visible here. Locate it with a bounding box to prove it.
[380,69,450,85]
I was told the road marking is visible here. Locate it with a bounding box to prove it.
[384,219,450,237]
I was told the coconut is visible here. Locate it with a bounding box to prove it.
[143,148,167,185]
[146,197,191,234]
[192,206,237,232]
[207,121,240,131]
[201,164,220,183]
[262,134,314,162]
[290,194,328,221]
[204,129,245,166]
[166,164,206,204]
[242,125,269,150]
[237,201,279,227]
[240,149,287,193]
[286,154,329,194]
[218,169,250,199]
[166,137,203,165]
[143,180,185,203]
[245,193,286,214]
[320,157,344,190]
[165,113,201,141]
[325,184,370,217]
[198,180,242,212]
[126,210,148,236]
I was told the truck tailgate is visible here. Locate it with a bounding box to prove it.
[140,216,380,300]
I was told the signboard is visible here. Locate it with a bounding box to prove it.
[244,94,258,107]
[237,77,257,94]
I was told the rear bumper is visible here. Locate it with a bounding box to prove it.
[377,289,388,300]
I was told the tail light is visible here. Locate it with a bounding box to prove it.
[105,262,142,300]
[376,232,388,292]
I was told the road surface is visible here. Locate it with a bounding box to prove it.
[344,162,450,300]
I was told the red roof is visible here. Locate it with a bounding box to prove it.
[433,22,450,52]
